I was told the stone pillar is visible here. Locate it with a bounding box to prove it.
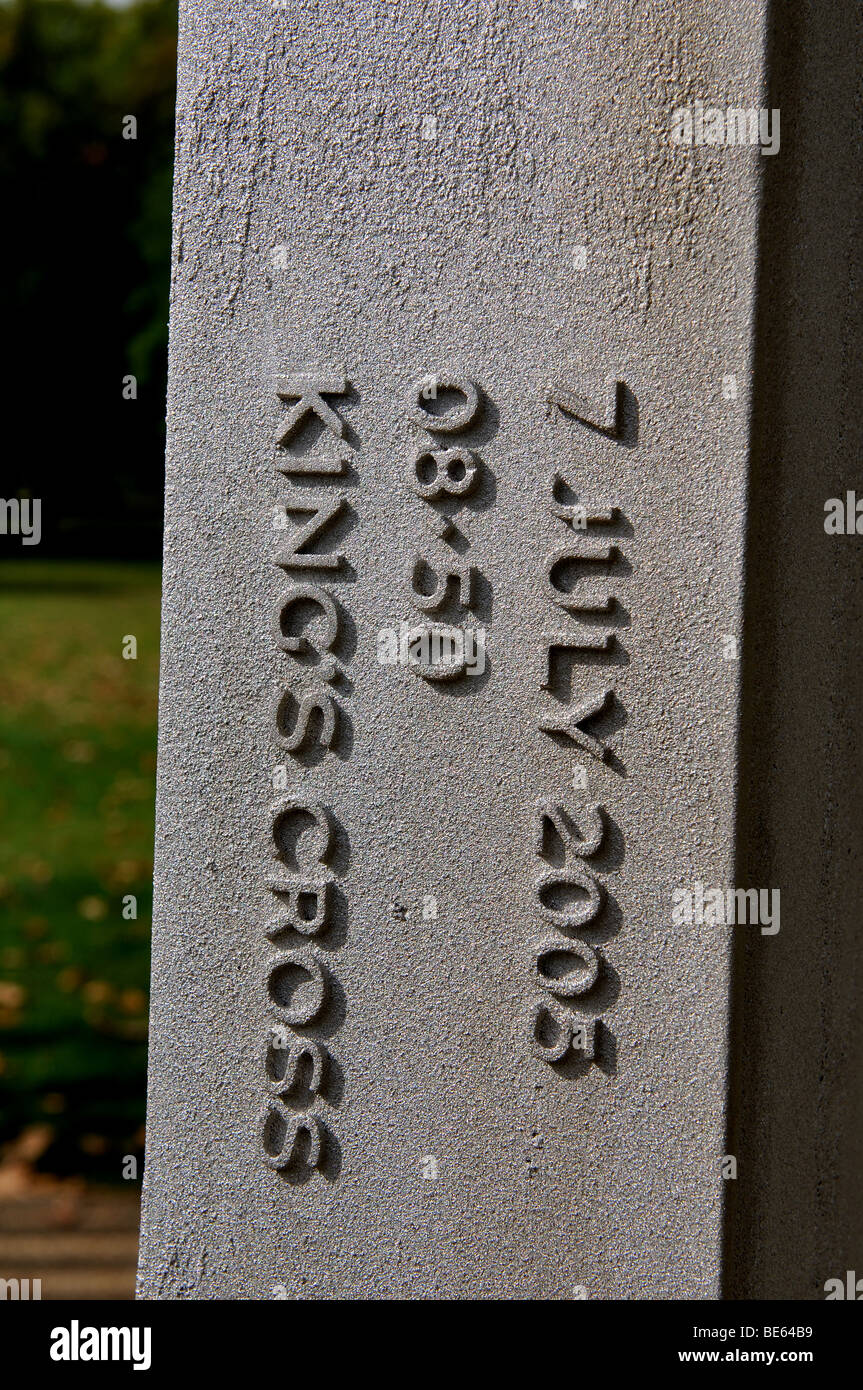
[137,0,814,1299]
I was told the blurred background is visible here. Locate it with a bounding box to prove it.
[0,0,176,1295]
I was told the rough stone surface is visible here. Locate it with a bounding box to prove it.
[138,0,773,1299]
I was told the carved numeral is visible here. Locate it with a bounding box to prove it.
[533,936,600,998]
[410,447,480,500]
[411,555,475,613]
[534,800,605,860]
[535,868,605,930]
[530,999,597,1062]
[408,375,480,433]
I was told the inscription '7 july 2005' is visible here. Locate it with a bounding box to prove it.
[531,376,630,1070]
[257,371,628,1178]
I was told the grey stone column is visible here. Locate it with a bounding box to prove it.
[137,0,857,1300]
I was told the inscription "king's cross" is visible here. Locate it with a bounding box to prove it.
[275,371,348,446]
[261,367,356,1181]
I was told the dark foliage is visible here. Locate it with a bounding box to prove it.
[0,0,177,558]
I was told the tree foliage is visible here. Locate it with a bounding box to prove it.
[0,0,177,557]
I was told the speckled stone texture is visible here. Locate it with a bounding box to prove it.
[138,0,773,1299]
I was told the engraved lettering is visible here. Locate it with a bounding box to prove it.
[264,369,356,1175]
[270,798,333,874]
[411,447,480,500]
[529,393,633,1069]
[264,1035,326,1098]
[267,950,327,1026]
[274,686,338,753]
[266,880,333,939]
[275,371,348,445]
[542,633,615,690]
[409,375,480,433]
[546,543,617,613]
[261,1104,325,1172]
[533,936,600,997]
[271,583,339,669]
[539,685,615,762]
[275,494,347,570]
[411,555,475,613]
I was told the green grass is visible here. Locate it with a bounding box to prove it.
[0,561,160,1178]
